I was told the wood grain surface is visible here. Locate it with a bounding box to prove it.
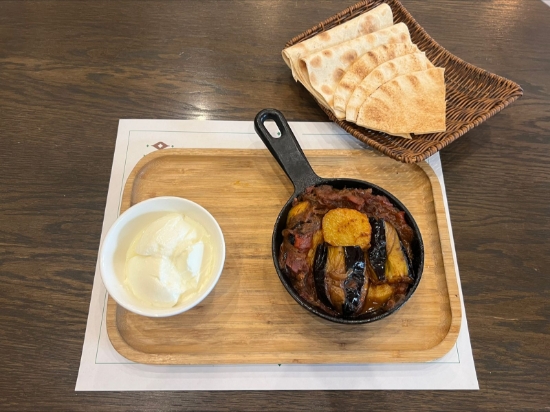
[0,0,548,410]
[107,149,460,364]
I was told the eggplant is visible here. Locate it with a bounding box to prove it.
[313,243,367,317]
[342,246,366,317]
[367,217,386,282]
[307,229,324,268]
[345,245,365,274]
[384,221,412,283]
[325,246,346,312]
[313,243,333,309]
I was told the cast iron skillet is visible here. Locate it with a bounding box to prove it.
[254,108,424,324]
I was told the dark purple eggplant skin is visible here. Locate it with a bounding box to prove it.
[401,241,413,282]
[313,243,333,309]
[342,246,366,317]
[368,217,386,282]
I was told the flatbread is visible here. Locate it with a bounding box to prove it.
[345,52,431,122]
[332,43,420,119]
[298,23,412,109]
[356,68,446,135]
[282,4,393,80]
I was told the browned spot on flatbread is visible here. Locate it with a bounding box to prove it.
[354,64,370,78]
[310,56,322,68]
[321,85,333,95]
[365,51,377,64]
[386,46,399,59]
[383,82,398,99]
[341,50,358,65]
[319,32,331,41]
[408,75,420,88]
[341,80,354,91]
[370,106,384,124]
[322,49,333,58]
[362,101,386,124]
[310,73,318,86]
[400,33,408,42]
[358,15,377,35]
[333,68,345,83]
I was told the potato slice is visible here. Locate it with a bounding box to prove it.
[363,283,394,312]
[286,201,310,225]
[322,208,371,249]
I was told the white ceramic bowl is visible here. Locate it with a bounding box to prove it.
[99,196,225,317]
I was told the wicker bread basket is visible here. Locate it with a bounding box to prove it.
[285,0,523,163]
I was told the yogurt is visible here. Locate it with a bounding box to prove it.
[124,213,213,308]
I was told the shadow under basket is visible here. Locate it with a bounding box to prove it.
[285,0,523,163]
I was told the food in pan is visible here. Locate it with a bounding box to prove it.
[279,185,414,318]
[124,213,214,308]
[282,3,446,138]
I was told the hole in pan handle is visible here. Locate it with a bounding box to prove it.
[254,108,324,194]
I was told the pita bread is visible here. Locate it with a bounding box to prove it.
[282,4,393,80]
[356,68,446,135]
[298,23,412,109]
[345,52,431,122]
[332,43,420,119]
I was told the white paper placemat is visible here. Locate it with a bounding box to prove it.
[75,119,478,390]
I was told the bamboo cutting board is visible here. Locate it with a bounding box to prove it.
[106,148,461,364]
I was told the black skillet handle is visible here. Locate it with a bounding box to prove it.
[254,109,323,194]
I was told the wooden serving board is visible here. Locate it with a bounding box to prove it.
[106,148,461,364]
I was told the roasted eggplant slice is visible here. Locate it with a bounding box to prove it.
[313,243,333,309]
[325,246,347,312]
[326,245,346,278]
[344,245,365,274]
[315,245,369,317]
[342,246,366,317]
[307,229,324,268]
[384,222,411,283]
[367,217,386,282]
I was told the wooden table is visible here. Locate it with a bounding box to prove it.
[1,0,548,409]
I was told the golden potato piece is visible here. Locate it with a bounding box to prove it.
[286,201,310,225]
[322,208,371,249]
[363,283,394,312]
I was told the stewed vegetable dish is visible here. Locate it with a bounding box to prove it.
[279,185,415,318]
